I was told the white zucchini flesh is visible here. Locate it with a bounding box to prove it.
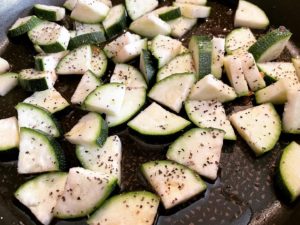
[167,128,224,180]
[240,53,266,91]
[65,112,108,146]
[0,73,18,96]
[110,64,147,89]
[282,90,300,134]
[35,51,69,71]
[64,0,78,10]
[0,117,19,151]
[255,79,300,105]
[211,37,225,79]
[167,16,197,38]
[257,62,300,87]
[173,2,211,19]
[54,167,117,219]
[84,83,126,116]
[23,88,70,113]
[128,102,191,136]
[114,39,148,63]
[87,191,159,225]
[106,87,146,127]
[188,74,237,103]
[225,28,256,55]
[56,45,92,75]
[90,47,107,78]
[129,14,171,38]
[234,0,269,29]
[185,100,236,140]
[15,172,67,225]
[71,71,101,105]
[223,55,249,97]
[292,58,300,80]
[104,32,141,59]
[151,35,182,68]
[157,53,195,82]
[17,127,64,174]
[141,160,207,209]
[125,0,159,20]
[71,0,110,23]
[148,73,195,113]
[76,135,122,184]
[16,103,61,138]
[229,103,281,156]
[0,57,10,74]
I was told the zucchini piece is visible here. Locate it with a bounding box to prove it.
[103,32,141,59]
[234,0,269,29]
[0,117,19,151]
[103,4,127,39]
[63,0,78,10]
[255,79,300,105]
[0,57,10,74]
[71,71,102,105]
[185,100,236,140]
[292,58,300,80]
[189,35,212,80]
[128,102,191,136]
[16,103,61,138]
[111,64,147,89]
[276,142,300,202]
[229,103,281,156]
[240,53,266,91]
[33,4,65,21]
[0,72,18,96]
[106,87,146,127]
[158,7,181,21]
[188,74,237,102]
[15,172,67,225]
[248,27,292,62]
[54,167,117,219]
[70,0,109,23]
[151,35,182,68]
[65,112,108,146]
[114,38,148,63]
[76,135,122,183]
[84,83,126,116]
[23,88,70,113]
[68,23,106,50]
[157,53,195,82]
[211,37,225,79]
[257,62,299,86]
[141,160,206,209]
[225,28,256,55]
[34,51,69,71]
[173,2,211,19]
[139,49,157,84]
[167,16,197,38]
[129,14,171,38]
[18,127,66,174]
[33,44,45,54]
[125,0,158,20]
[19,69,57,92]
[90,46,107,78]
[223,55,249,97]
[28,21,70,53]
[282,90,300,134]
[88,191,159,225]
[8,16,42,37]
[167,128,224,180]
[56,45,92,75]
[148,73,195,113]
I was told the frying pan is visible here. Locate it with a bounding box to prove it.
[0,0,300,224]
